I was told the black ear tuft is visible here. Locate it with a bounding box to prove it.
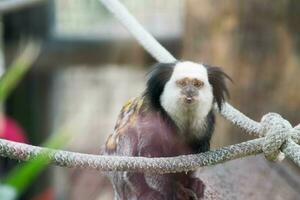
[145,63,175,110]
[204,64,231,110]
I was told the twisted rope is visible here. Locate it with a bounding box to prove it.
[218,103,263,135]
[0,117,299,173]
[99,0,176,63]
[0,138,274,173]
[0,0,299,173]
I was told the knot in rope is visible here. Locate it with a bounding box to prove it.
[261,113,299,162]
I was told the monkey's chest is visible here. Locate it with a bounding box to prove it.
[175,116,207,139]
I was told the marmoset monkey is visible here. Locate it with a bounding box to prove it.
[103,61,230,199]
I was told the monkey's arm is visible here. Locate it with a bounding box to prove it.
[104,98,171,199]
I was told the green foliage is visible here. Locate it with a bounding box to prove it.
[0,42,64,199]
[3,129,71,196]
[0,43,40,103]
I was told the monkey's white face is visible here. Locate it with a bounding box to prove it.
[160,61,214,134]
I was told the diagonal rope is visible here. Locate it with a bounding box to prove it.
[218,103,263,136]
[98,0,265,136]
[100,0,176,63]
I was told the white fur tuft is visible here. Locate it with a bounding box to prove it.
[160,61,213,137]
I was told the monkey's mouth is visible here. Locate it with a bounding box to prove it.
[182,96,198,105]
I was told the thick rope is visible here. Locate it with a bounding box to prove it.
[260,113,300,161]
[100,0,176,63]
[218,103,263,135]
[0,124,299,173]
[0,138,272,173]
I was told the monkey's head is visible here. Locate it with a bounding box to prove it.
[146,61,230,123]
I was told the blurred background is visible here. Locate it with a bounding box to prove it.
[0,0,300,199]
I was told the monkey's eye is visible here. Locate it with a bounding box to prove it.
[176,79,188,87]
[193,79,204,88]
